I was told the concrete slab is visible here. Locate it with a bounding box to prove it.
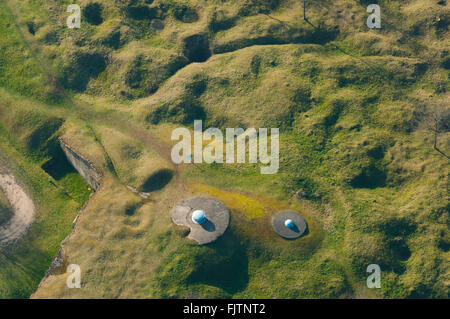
[171,197,230,245]
[272,211,307,239]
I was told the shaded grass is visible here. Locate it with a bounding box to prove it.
[0,189,12,225]
[41,146,93,204]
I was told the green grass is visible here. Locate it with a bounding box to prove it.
[0,0,448,299]
[0,3,91,295]
[0,1,60,103]
[0,189,12,225]
[0,134,82,298]
[41,150,93,204]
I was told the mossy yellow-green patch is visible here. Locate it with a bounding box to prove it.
[190,183,268,220]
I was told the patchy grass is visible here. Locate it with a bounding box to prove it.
[0,189,12,225]
[0,1,60,102]
[0,0,448,299]
[96,125,174,192]
[0,135,81,298]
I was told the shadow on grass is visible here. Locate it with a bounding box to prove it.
[282,224,310,241]
[140,169,174,192]
[186,229,249,295]
[41,146,77,181]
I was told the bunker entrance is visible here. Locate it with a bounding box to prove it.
[41,146,92,203]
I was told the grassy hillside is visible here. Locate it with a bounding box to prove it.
[0,134,85,298]
[0,0,448,299]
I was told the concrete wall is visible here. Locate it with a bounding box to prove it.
[59,138,102,191]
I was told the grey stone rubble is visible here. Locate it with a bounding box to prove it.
[171,197,230,245]
[126,185,150,199]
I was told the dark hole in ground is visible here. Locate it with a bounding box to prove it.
[126,5,160,20]
[389,238,411,262]
[324,100,345,128]
[124,54,188,97]
[62,52,107,92]
[359,0,379,4]
[182,34,211,63]
[26,21,35,35]
[173,6,199,23]
[350,165,387,189]
[367,146,385,160]
[125,67,144,89]
[409,283,433,298]
[381,217,417,237]
[41,145,93,203]
[186,78,207,97]
[391,263,406,275]
[435,15,449,33]
[84,2,103,25]
[41,146,77,181]
[125,202,142,216]
[438,239,450,252]
[140,169,173,192]
[101,30,121,49]
[176,100,206,124]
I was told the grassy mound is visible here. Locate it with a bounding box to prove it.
[96,125,174,192]
[0,0,448,299]
[0,2,60,102]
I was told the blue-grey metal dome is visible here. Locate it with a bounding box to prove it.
[285,219,295,229]
[192,210,206,225]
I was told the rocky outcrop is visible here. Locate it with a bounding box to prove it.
[59,138,102,191]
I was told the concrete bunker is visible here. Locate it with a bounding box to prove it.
[171,197,230,245]
[272,210,308,240]
[57,138,102,191]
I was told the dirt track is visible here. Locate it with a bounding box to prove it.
[0,169,35,247]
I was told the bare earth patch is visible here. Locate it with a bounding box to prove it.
[0,169,35,247]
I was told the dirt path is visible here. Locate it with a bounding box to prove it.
[0,170,35,247]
